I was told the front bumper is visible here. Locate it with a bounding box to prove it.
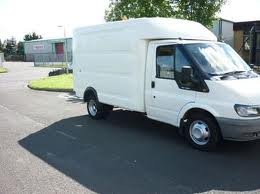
[217,117,260,141]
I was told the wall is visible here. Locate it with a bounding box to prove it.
[211,19,234,47]
[234,30,243,53]
[233,30,251,63]
[24,38,72,54]
[24,38,73,63]
[212,20,220,38]
[221,20,234,47]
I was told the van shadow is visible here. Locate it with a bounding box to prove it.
[65,91,84,104]
[19,110,260,194]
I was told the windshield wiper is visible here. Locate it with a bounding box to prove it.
[222,71,246,76]
[209,70,246,76]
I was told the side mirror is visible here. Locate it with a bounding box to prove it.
[181,66,193,84]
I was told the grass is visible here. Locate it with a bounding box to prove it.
[0,67,8,73]
[29,74,73,90]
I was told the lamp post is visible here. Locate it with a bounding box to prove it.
[58,25,68,73]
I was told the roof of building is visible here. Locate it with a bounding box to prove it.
[217,18,234,23]
[234,20,260,31]
[23,37,72,43]
[74,17,217,41]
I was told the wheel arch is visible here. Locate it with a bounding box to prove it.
[83,87,98,102]
[178,103,221,130]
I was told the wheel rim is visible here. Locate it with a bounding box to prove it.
[88,100,97,116]
[189,120,210,146]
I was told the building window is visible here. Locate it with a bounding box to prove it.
[156,45,175,79]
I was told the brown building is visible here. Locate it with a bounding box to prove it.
[234,21,260,65]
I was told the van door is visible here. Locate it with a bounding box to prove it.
[145,43,196,127]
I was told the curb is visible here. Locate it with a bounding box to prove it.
[27,85,73,92]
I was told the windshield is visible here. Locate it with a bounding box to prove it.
[184,42,251,75]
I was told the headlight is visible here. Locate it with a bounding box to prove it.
[234,104,260,117]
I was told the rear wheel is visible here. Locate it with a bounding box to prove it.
[86,95,112,119]
[184,112,222,151]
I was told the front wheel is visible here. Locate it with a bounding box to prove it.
[184,113,222,151]
[87,96,112,119]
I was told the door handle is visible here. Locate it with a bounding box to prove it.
[151,81,155,88]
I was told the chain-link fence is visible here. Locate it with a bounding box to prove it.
[25,52,72,66]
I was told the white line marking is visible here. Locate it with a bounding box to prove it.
[0,104,45,127]
[56,130,77,140]
[46,152,56,157]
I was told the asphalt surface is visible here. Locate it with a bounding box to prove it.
[1,62,260,194]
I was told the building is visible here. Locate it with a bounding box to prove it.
[211,18,234,47]
[24,37,72,66]
[211,19,260,66]
[233,21,260,65]
[23,20,260,66]
[0,53,4,66]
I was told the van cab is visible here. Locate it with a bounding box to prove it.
[73,18,260,151]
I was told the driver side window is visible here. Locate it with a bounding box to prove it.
[156,45,175,79]
[175,47,193,83]
[155,44,204,91]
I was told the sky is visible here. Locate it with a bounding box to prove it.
[0,0,260,41]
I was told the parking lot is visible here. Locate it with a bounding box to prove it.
[1,62,260,194]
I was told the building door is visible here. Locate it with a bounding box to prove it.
[55,43,64,54]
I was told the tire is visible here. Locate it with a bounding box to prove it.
[184,112,222,151]
[86,95,112,120]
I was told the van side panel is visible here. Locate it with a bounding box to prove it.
[73,18,217,112]
[73,28,147,112]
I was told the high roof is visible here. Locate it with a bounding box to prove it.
[74,17,217,41]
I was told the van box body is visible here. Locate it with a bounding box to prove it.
[73,18,216,112]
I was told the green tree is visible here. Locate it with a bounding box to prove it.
[105,0,226,27]
[17,41,24,56]
[105,0,175,21]
[4,37,17,56]
[24,32,42,41]
[174,0,226,27]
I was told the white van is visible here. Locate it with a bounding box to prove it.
[73,18,260,151]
